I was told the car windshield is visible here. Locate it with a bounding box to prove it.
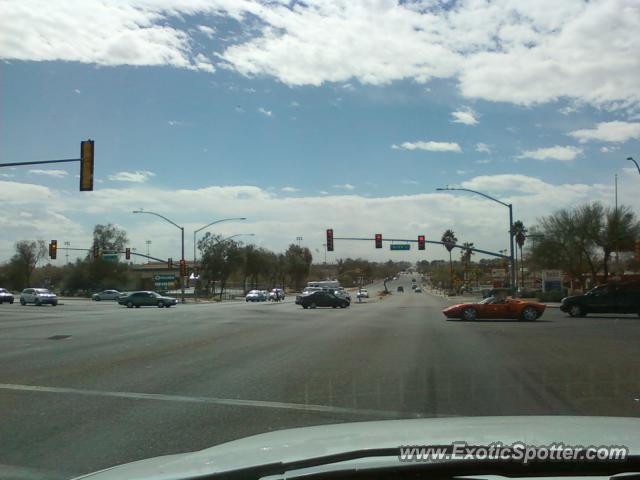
[3,2,640,478]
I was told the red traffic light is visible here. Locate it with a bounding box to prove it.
[418,235,425,250]
[375,233,382,249]
[179,259,187,277]
[326,229,334,252]
[49,240,57,259]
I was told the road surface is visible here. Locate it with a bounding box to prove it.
[1,278,638,479]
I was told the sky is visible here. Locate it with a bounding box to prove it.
[1,0,639,265]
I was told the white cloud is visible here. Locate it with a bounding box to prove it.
[451,107,478,125]
[474,159,492,165]
[197,25,216,38]
[400,180,419,185]
[4,1,638,110]
[475,143,492,154]
[456,170,471,175]
[258,107,272,117]
[600,146,620,153]
[333,183,355,190]
[392,141,461,152]
[568,121,640,143]
[108,170,156,183]
[518,145,583,162]
[167,120,183,126]
[0,176,636,264]
[281,186,299,193]
[74,88,81,94]
[28,169,69,178]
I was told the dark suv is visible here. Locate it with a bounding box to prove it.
[560,282,640,317]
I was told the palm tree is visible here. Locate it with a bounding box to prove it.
[460,242,475,289]
[441,229,457,290]
[512,220,526,288]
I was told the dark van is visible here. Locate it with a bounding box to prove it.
[560,282,640,317]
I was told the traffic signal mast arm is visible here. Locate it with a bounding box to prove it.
[331,235,511,259]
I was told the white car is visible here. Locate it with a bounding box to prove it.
[92,289,122,301]
[357,289,369,298]
[20,288,58,306]
[245,290,267,302]
[0,288,14,304]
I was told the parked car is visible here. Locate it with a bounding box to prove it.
[442,296,545,321]
[246,290,267,302]
[397,286,404,292]
[411,284,417,290]
[560,282,640,317]
[0,288,14,304]
[20,288,58,306]
[356,289,369,298]
[414,287,422,293]
[117,291,177,308]
[92,289,122,301]
[295,291,350,309]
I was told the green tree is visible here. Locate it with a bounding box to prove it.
[596,205,640,281]
[6,240,47,288]
[90,224,129,255]
[284,244,313,290]
[199,233,243,299]
[441,229,457,289]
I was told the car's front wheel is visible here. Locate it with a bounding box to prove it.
[126,301,134,308]
[462,307,477,321]
[520,306,538,321]
[157,301,164,308]
[568,305,585,317]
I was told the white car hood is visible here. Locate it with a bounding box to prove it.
[75,416,640,479]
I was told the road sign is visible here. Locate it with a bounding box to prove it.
[102,253,118,262]
[154,274,177,282]
[390,244,410,251]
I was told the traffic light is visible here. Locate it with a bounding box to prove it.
[93,244,99,259]
[168,258,173,269]
[375,233,382,249]
[49,240,57,259]
[418,235,425,250]
[179,259,187,277]
[125,247,131,260]
[326,229,334,252]
[80,140,94,191]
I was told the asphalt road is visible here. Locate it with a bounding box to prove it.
[1,278,639,479]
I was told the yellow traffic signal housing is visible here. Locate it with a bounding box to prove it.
[80,140,94,191]
[49,240,57,259]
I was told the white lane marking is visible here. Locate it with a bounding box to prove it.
[0,383,424,419]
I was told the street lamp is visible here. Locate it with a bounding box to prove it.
[133,209,185,303]
[193,217,246,265]
[437,186,517,290]
[628,157,640,175]
[216,233,255,245]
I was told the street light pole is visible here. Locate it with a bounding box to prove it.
[193,217,247,265]
[133,210,186,303]
[628,157,640,175]
[437,186,517,291]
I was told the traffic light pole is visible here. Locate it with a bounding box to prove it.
[181,226,185,303]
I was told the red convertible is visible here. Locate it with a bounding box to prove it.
[442,296,546,321]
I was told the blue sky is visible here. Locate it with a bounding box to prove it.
[1,0,639,263]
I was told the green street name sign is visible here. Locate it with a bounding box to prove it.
[154,274,176,282]
[102,253,118,262]
[390,244,411,251]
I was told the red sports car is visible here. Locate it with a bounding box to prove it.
[442,297,546,321]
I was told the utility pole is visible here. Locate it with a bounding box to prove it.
[296,236,303,247]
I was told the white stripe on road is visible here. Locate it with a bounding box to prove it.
[0,383,424,419]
